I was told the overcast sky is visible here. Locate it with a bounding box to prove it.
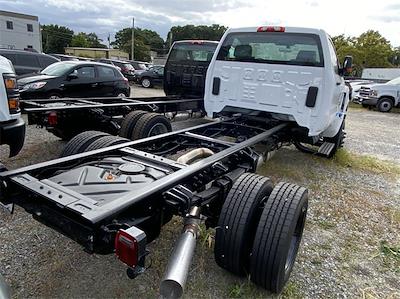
[1,0,399,46]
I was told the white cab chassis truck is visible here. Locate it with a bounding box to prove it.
[205,26,352,157]
[0,27,353,298]
[355,76,400,112]
[0,56,25,157]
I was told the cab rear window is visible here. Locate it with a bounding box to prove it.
[168,43,217,62]
[217,32,324,67]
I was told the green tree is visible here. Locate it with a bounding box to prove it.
[389,46,400,66]
[112,28,164,61]
[332,30,395,76]
[355,30,393,68]
[165,24,227,48]
[71,33,90,47]
[71,32,107,48]
[41,24,74,53]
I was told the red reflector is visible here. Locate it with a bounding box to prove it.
[257,26,285,32]
[47,112,58,126]
[115,230,138,268]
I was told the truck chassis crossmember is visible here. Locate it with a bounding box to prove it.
[1,116,308,297]
[22,96,204,139]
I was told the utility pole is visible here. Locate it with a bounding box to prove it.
[131,18,135,60]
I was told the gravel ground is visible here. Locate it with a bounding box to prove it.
[0,86,399,298]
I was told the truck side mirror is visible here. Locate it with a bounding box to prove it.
[341,56,353,76]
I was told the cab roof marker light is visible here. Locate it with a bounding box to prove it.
[257,26,285,32]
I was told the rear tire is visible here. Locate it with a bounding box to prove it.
[250,182,308,293]
[131,113,172,140]
[377,97,393,112]
[61,131,108,157]
[119,110,147,139]
[214,173,273,275]
[84,135,129,152]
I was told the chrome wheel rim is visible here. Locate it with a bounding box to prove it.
[142,79,151,88]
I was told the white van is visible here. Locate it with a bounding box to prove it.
[0,55,25,157]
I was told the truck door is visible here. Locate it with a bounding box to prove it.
[327,38,347,115]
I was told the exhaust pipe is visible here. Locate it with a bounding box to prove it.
[160,207,201,299]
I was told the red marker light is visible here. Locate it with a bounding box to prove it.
[115,229,139,268]
[257,26,285,32]
[47,111,58,126]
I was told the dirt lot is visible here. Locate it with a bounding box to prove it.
[1,86,399,298]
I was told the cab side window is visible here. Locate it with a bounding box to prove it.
[327,39,339,75]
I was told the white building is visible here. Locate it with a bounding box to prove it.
[0,10,41,51]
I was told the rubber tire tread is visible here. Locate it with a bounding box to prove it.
[61,131,109,157]
[84,135,129,152]
[131,113,172,140]
[377,97,393,113]
[119,110,147,139]
[250,182,308,293]
[214,173,274,275]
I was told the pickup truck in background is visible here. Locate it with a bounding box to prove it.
[0,55,25,157]
[354,76,400,112]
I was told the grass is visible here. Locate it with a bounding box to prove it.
[380,241,400,261]
[316,220,336,230]
[227,280,303,299]
[348,102,400,114]
[331,149,400,175]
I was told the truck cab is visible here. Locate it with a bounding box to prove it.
[164,40,219,98]
[0,55,25,157]
[205,26,352,146]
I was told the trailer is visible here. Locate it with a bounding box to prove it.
[0,115,308,297]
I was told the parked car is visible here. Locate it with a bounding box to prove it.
[48,54,80,61]
[0,49,59,76]
[134,65,164,88]
[97,58,135,81]
[354,76,400,112]
[129,60,150,75]
[0,55,25,157]
[18,61,130,99]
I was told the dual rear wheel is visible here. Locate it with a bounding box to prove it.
[215,173,308,293]
[119,111,172,140]
[61,112,172,157]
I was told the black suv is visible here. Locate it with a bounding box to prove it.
[97,59,135,81]
[0,49,59,75]
[18,61,130,99]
